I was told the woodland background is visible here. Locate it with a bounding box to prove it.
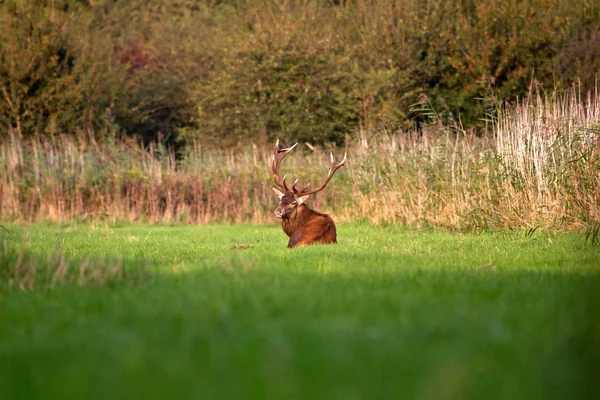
[1,0,599,144]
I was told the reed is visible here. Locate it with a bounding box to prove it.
[350,85,600,230]
[0,86,598,230]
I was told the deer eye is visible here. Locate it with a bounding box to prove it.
[290,201,297,206]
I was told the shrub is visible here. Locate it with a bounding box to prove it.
[1,0,599,143]
[0,0,202,145]
[0,0,90,135]
[194,44,362,145]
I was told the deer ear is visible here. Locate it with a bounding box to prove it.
[297,194,310,204]
[272,187,285,199]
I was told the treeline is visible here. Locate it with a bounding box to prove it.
[1,0,599,145]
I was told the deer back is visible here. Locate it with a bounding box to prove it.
[281,205,337,248]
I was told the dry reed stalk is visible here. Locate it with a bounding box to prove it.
[0,86,598,230]
[495,85,600,228]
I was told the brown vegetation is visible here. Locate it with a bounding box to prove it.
[1,85,598,231]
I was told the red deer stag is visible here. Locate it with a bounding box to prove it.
[271,139,347,248]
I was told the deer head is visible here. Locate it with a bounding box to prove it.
[271,139,347,219]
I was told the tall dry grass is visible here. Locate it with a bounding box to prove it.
[494,85,600,229]
[349,85,600,230]
[0,86,598,230]
[0,130,347,225]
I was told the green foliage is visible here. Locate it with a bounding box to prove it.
[190,0,600,141]
[0,224,598,398]
[0,0,599,143]
[195,45,362,145]
[0,0,87,134]
[0,0,202,143]
[87,0,208,145]
[357,0,600,128]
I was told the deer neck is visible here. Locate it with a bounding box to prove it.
[281,204,315,237]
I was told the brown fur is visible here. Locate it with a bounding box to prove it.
[280,204,337,248]
[271,139,345,248]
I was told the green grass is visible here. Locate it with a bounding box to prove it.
[0,223,599,399]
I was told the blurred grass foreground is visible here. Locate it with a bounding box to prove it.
[0,224,599,399]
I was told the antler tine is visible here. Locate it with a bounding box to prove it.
[272,139,298,192]
[291,178,300,194]
[299,151,347,196]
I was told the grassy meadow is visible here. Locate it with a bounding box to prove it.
[1,1,599,398]
[1,223,598,399]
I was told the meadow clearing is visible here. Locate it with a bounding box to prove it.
[1,1,600,398]
[0,78,598,400]
[0,223,598,399]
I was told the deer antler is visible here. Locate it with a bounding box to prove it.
[272,139,298,192]
[295,150,347,197]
